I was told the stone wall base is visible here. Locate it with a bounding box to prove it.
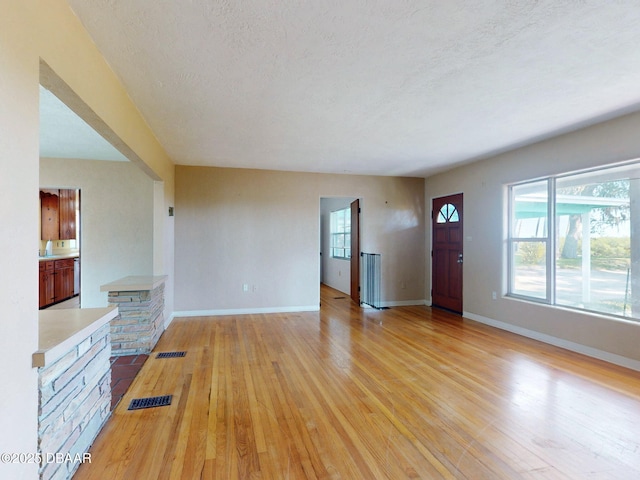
[108,283,165,355]
[38,323,111,480]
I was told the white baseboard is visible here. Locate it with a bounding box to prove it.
[381,299,428,308]
[463,311,640,372]
[171,305,320,319]
[167,299,428,323]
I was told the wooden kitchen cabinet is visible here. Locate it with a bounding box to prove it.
[39,258,75,309]
[39,261,55,308]
[58,189,76,240]
[40,191,60,241]
[40,189,77,240]
[54,259,75,302]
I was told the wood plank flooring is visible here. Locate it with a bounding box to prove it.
[74,284,640,479]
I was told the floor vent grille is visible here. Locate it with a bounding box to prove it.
[156,351,186,358]
[333,296,346,300]
[128,395,172,410]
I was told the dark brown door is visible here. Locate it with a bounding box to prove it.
[432,193,463,313]
[350,199,360,304]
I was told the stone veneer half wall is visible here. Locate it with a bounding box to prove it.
[105,278,166,356]
[37,323,111,480]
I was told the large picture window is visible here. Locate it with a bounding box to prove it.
[509,162,639,320]
[330,207,351,259]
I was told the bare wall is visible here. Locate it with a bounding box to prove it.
[0,5,39,476]
[175,166,425,313]
[425,110,640,367]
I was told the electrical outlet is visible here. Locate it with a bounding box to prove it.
[492,291,497,300]
[243,284,249,292]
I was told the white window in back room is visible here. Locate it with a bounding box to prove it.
[508,161,640,321]
[330,207,351,259]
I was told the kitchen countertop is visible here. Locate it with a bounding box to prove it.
[39,253,80,261]
[100,275,167,292]
[33,306,118,368]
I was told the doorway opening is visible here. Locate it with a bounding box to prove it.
[39,60,160,309]
[320,197,360,304]
[39,187,81,310]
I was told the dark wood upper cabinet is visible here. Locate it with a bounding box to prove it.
[59,189,76,240]
[40,191,60,241]
[40,189,77,240]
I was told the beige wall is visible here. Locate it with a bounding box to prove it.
[40,158,154,307]
[425,110,640,369]
[1,4,40,477]
[1,2,174,477]
[175,166,425,313]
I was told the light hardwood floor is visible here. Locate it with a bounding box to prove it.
[74,284,640,479]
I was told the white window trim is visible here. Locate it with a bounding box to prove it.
[330,207,351,260]
[507,161,638,321]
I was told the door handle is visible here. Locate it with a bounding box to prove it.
[457,253,463,264]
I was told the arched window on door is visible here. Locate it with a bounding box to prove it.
[436,203,459,223]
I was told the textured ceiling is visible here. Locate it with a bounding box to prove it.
[63,0,640,177]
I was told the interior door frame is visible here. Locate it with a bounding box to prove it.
[319,196,361,305]
[350,199,360,305]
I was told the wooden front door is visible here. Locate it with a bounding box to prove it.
[432,193,463,313]
[350,199,360,305]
